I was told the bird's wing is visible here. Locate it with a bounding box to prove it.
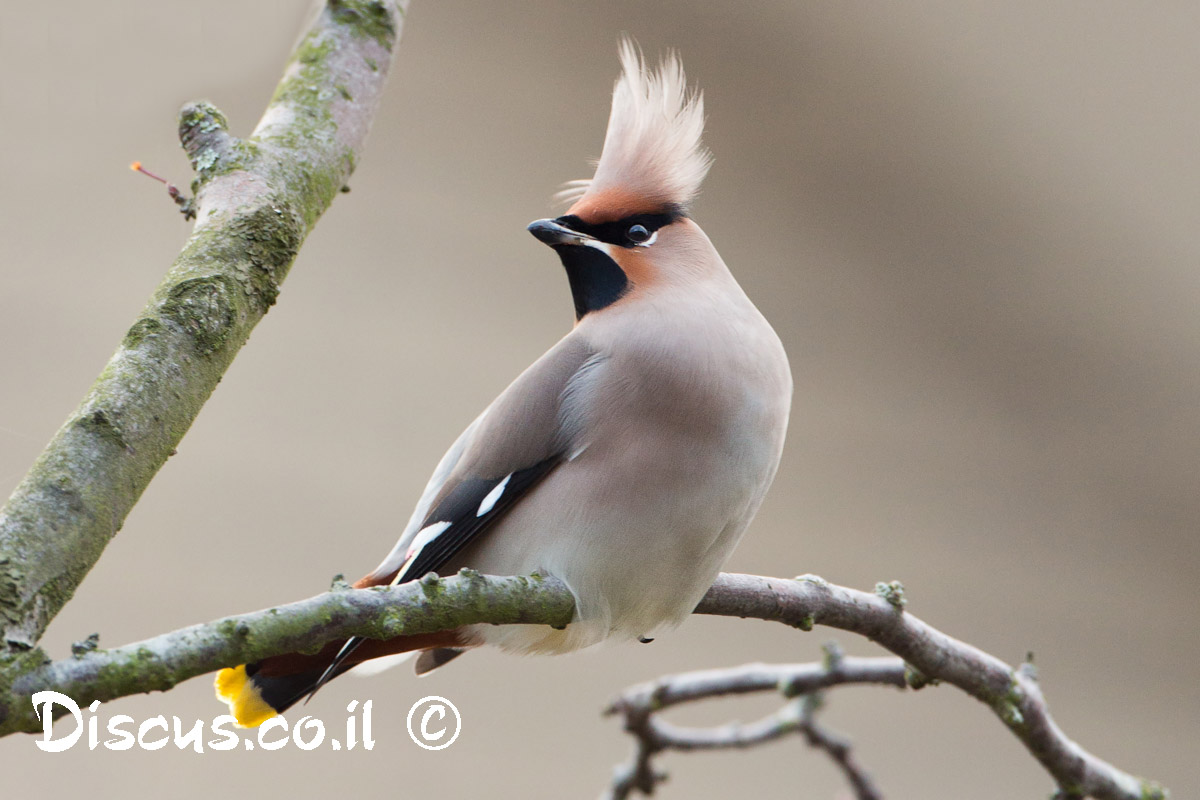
[360,333,598,587]
[357,409,487,584]
[308,334,599,695]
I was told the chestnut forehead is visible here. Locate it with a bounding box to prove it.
[567,188,681,224]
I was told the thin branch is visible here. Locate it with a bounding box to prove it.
[650,704,806,750]
[0,570,1168,799]
[654,702,883,799]
[604,653,897,800]
[0,571,572,734]
[696,574,1168,800]
[605,655,908,716]
[0,0,408,654]
[796,694,884,800]
[606,734,665,800]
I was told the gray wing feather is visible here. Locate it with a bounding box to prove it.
[365,409,488,580]
[365,333,597,582]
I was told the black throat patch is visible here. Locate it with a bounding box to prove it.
[554,245,629,320]
[551,207,686,320]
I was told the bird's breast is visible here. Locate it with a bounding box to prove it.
[456,290,791,654]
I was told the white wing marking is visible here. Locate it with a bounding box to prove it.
[476,473,512,517]
[392,520,452,584]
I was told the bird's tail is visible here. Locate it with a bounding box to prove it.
[214,663,343,727]
[214,631,468,727]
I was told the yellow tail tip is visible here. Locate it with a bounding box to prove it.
[214,665,278,728]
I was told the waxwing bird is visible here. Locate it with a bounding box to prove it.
[216,40,792,727]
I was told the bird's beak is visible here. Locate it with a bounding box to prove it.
[527,218,596,247]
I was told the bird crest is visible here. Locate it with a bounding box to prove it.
[558,40,712,218]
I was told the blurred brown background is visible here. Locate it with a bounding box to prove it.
[1,1,1196,796]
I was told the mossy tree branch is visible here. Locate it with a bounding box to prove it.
[0,571,1168,800]
[0,571,572,735]
[0,0,408,653]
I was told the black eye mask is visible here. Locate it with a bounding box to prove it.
[555,208,684,248]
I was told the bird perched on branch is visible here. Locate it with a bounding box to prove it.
[216,39,792,727]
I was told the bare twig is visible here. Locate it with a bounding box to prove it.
[795,684,885,800]
[604,650,897,799]
[129,161,196,219]
[605,654,907,716]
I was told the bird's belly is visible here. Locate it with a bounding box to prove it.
[446,421,776,655]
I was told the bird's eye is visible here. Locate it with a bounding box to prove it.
[626,224,651,244]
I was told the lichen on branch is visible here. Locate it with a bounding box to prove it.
[0,570,570,735]
[0,0,408,655]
